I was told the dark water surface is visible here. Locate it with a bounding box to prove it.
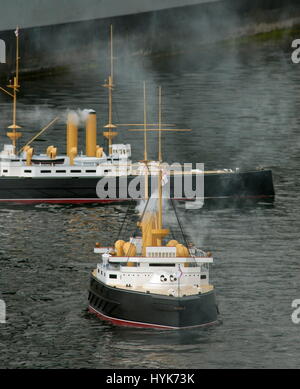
[0,37,300,368]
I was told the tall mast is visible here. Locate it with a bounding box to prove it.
[129,84,192,228]
[158,86,162,163]
[6,27,22,150]
[157,168,163,245]
[143,81,148,162]
[110,24,113,83]
[143,81,149,200]
[157,86,163,244]
[139,85,172,249]
[1,28,59,155]
[103,25,117,155]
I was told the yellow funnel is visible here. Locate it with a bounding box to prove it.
[85,110,97,157]
[66,112,78,158]
[25,147,33,166]
[115,240,125,256]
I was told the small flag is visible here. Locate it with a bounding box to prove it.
[14,27,19,37]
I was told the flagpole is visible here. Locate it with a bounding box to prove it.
[16,26,19,86]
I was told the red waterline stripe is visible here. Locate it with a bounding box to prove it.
[0,195,274,204]
[88,306,176,329]
[0,198,122,204]
[88,306,218,330]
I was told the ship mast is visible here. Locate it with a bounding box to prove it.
[143,82,148,162]
[140,86,170,251]
[158,86,162,163]
[158,86,162,245]
[0,27,22,151]
[129,85,192,251]
[157,86,164,245]
[143,81,150,200]
[103,25,118,156]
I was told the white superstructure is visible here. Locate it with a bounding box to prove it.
[0,140,133,178]
[93,241,214,297]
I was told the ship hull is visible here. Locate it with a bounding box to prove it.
[0,169,274,204]
[88,276,218,329]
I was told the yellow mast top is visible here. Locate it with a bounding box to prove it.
[103,25,118,155]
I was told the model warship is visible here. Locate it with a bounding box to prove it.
[0,28,275,204]
[88,151,219,329]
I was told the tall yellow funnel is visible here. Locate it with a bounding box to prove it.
[66,112,78,158]
[85,109,97,157]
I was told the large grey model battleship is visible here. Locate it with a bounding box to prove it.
[0,28,275,204]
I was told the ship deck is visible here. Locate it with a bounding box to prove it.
[107,282,214,297]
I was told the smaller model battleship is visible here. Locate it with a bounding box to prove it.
[88,132,219,329]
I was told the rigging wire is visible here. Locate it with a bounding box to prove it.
[131,194,151,238]
[171,199,190,251]
[116,202,132,241]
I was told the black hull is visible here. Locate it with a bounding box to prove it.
[88,276,218,329]
[0,169,274,204]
